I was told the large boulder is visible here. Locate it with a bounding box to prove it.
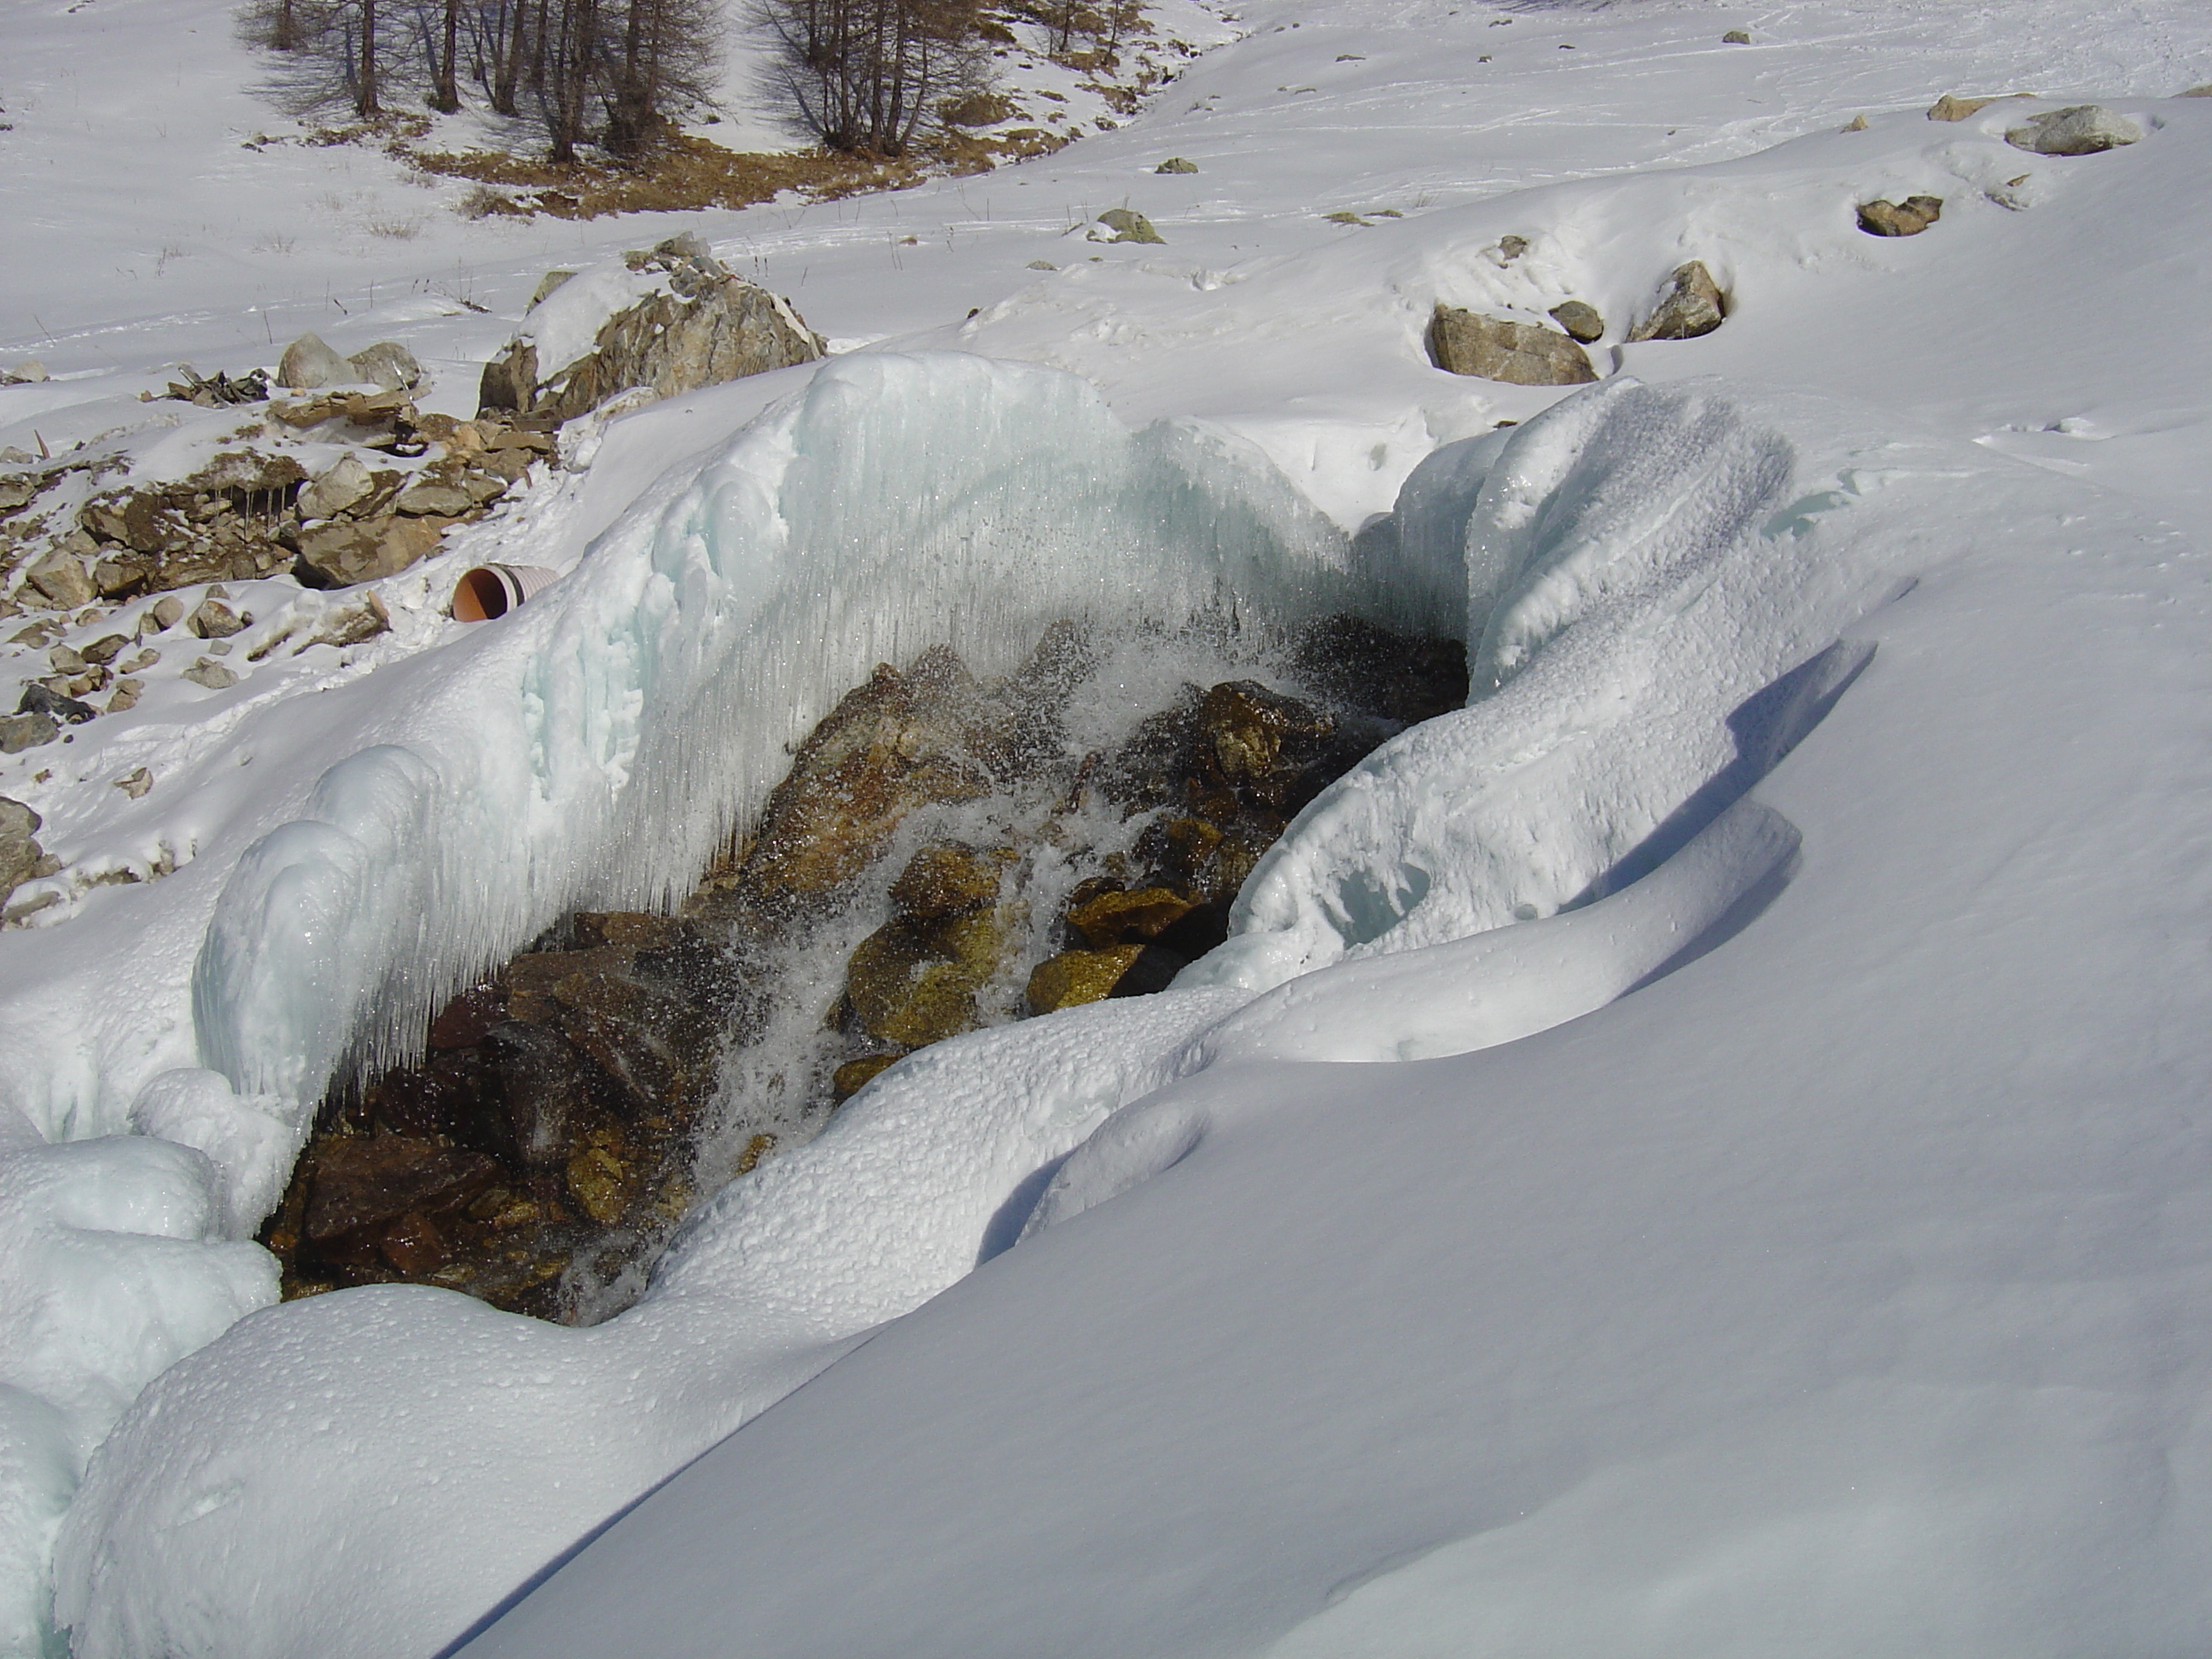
[2005,104,2144,155]
[477,236,824,425]
[1427,307,1598,385]
[275,333,355,390]
[1627,260,1728,342]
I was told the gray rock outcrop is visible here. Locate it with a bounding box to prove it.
[478,236,824,426]
[1428,307,1598,385]
[1627,261,1728,341]
[2005,104,2143,155]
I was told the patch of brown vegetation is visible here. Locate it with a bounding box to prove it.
[407,127,1068,221]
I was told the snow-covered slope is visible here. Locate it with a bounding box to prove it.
[7,0,2212,1653]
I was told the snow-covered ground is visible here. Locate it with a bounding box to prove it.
[7,0,2212,1653]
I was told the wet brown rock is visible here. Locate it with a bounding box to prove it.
[380,1211,451,1275]
[888,841,1004,919]
[1067,884,1197,946]
[487,1018,595,1169]
[1427,307,1598,385]
[832,1053,903,1101]
[1026,945,1147,1014]
[847,910,1009,1048]
[566,1135,637,1225]
[734,649,996,907]
[302,1137,502,1243]
[573,911,688,952]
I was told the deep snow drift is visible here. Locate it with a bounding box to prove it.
[8,0,2212,1651]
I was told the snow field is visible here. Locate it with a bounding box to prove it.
[5,0,2212,1650]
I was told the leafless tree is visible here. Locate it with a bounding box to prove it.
[240,0,719,159]
[755,0,989,156]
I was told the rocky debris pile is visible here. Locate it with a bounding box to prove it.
[158,365,271,409]
[268,615,1466,1321]
[1858,195,1943,236]
[0,403,554,614]
[1627,260,1729,342]
[2005,104,2143,155]
[0,577,392,760]
[285,412,551,589]
[477,236,824,426]
[1428,306,1598,385]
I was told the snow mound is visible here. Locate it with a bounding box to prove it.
[55,372,1980,1659]
[1187,377,1912,995]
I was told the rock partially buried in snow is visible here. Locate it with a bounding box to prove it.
[345,341,424,393]
[0,798,60,904]
[0,360,47,384]
[275,332,354,391]
[1428,307,1598,385]
[1857,195,1943,236]
[477,235,824,426]
[0,713,59,754]
[1721,29,1750,44]
[2006,104,2144,155]
[1627,260,1728,341]
[1091,207,1166,244]
[1155,156,1199,173]
[1928,92,2010,121]
[1548,300,1605,343]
